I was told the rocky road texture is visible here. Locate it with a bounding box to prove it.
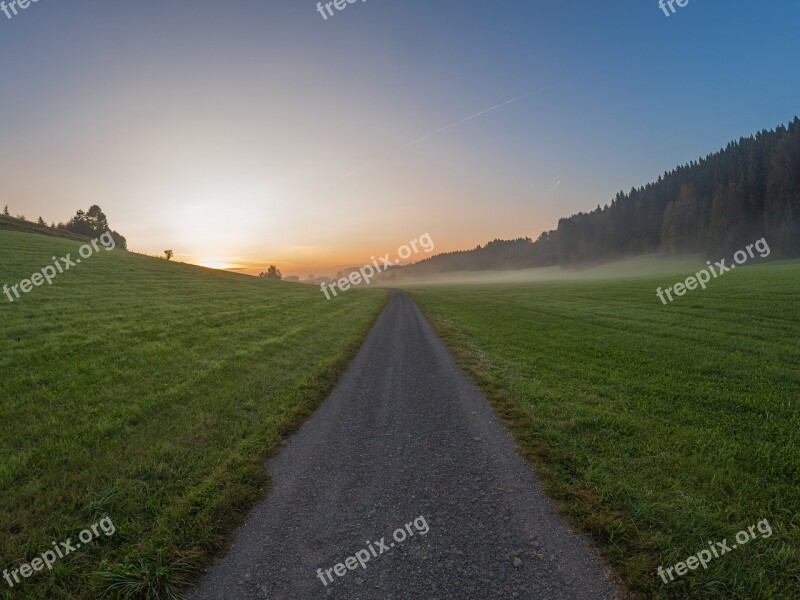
[192,291,621,599]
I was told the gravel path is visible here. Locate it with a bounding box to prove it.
[192,291,622,599]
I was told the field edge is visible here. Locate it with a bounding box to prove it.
[409,292,641,599]
[90,291,391,600]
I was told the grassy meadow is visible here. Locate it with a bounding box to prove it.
[0,230,387,599]
[408,259,800,599]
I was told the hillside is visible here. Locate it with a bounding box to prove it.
[383,117,800,281]
[557,116,800,263]
[0,214,92,243]
[0,230,386,599]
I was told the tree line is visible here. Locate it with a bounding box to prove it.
[556,116,800,263]
[391,116,800,278]
[58,205,128,249]
[3,204,127,249]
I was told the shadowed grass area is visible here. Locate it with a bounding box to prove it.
[0,230,387,599]
[408,259,799,599]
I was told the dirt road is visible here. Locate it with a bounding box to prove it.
[192,291,620,599]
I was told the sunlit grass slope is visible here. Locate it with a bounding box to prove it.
[0,230,387,599]
[409,259,799,599]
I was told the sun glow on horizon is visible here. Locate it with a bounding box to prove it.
[195,258,237,270]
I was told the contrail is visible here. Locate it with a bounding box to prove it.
[547,180,562,193]
[401,89,545,149]
[327,88,546,186]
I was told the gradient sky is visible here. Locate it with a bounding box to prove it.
[1,0,799,276]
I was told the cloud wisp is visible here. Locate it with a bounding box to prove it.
[326,88,546,188]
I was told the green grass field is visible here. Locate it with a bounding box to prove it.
[408,260,800,599]
[0,230,386,599]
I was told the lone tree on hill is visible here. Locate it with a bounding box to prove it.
[260,265,282,280]
[59,205,128,249]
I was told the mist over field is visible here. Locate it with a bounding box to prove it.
[381,255,709,286]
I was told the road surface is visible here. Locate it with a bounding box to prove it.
[192,291,621,599]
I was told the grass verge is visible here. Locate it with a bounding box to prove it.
[408,259,799,599]
[0,230,387,599]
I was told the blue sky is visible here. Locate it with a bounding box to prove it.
[1,0,798,274]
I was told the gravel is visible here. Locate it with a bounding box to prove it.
[191,291,622,599]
